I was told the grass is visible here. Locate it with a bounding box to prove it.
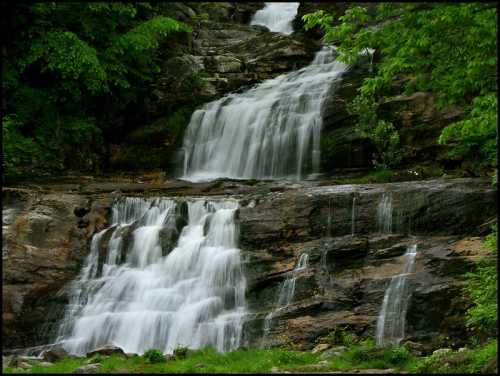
[319,339,418,373]
[3,340,497,374]
[3,348,320,374]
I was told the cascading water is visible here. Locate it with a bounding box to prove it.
[327,197,333,237]
[181,45,349,182]
[375,244,417,347]
[56,197,246,355]
[250,2,300,34]
[351,196,357,236]
[377,193,393,234]
[262,253,308,345]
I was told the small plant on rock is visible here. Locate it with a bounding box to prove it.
[173,346,189,359]
[143,348,166,363]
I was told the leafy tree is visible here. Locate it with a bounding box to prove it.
[2,2,190,178]
[303,3,497,175]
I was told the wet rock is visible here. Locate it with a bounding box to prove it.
[433,348,453,356]
[86,345,126,358]
[42,345,69,363]
[74,363,101,374]
[312,343,331,353]
[17,361,32,369]
[2,355,15,368]
[2,188,109,349]
[38,361,55,367]
[403,341,425,356]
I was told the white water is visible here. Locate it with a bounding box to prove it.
[351,196,357,236]
[375,244,417,347]
[181,46,349,182]
[327,197,333,237]
[377,193,393,234]
[250,2,299,34]
[56,197,246,355]
[262,253,308,345]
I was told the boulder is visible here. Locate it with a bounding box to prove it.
[312,343,331,353]
[42,345,69,363]
[73,363,101,374]
[433,348,453,357]
[86,345,126,358]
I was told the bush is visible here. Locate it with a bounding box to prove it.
[173,346,189,359]
[324,327,358,346]
[388,346,411,365]
[143,348,166,363]
[464,223,498,342]
[347,94,403,169]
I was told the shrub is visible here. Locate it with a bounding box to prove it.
[324,327,359,346]
[388,346,411,364]
[143,348,166,363]
[173,346,189,359]
[464,223,498,342]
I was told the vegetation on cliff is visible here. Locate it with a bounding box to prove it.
[304,3,497,178]
[2,3,189,178]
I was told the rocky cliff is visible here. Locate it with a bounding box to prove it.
[2,178,496,352]
[110,2,319,172]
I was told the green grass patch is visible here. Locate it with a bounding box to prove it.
[326,339,416,372]
[3,347,320,374]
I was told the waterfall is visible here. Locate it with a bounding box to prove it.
[375,244,417,347]
[327,197,333,237]
[377,193,393,234]
[181,46,349,182]
[262,253,308,345]
[56,197,246,355]
[351,196,357,236]
[250,2,299,34]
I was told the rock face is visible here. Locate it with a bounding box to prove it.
[112,3,318,172]
[237,178,496,351]
[2,178,496,354]
[2,188,112,349]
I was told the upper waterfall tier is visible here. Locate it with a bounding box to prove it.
[181,46,349,182]
[250,2,299,35]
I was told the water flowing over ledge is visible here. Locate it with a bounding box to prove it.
[56,197,246,355]
[250,2,299,34]
[181,46,349,182]
[376,244,418,347]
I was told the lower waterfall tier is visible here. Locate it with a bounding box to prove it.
[56,197,246,355]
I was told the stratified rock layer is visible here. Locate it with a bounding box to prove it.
[2,178,496,353]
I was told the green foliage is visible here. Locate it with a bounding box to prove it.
[439,94,498,173]
[324,327,358,346]
[3,3,190,178]
[303,3,497,175]
[327,340,415,372]
[173,346,189,359]
[464,224,498,341]
[347,95,403,169]
[2,115,37,177]
[413,339,497,374]
[143,348,166,363]
[191,12,210,23]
